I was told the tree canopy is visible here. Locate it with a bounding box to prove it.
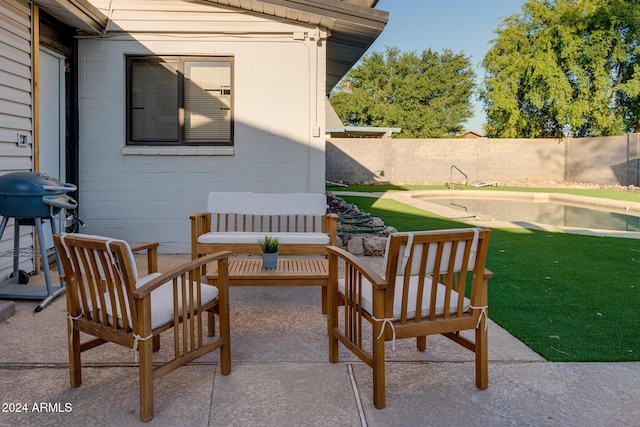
[329,47,476,138]
[480,0,640,138]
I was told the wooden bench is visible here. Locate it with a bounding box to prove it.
[190,192,338,258]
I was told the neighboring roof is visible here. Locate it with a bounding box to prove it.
[325,99,400,138]
[31,0,388,95]
[32,0,107,34]
[330,126,401,137]
[199,0,389,94]
[461,130,484,138]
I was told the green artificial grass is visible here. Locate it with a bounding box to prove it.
[338,194,640,362]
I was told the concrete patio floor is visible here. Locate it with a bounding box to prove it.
[0,254,639,426]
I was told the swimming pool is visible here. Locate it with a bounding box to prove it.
[410,190,640,232]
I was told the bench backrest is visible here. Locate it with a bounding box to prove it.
[206,192,329,234]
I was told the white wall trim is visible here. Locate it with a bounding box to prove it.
[121,146,234,156]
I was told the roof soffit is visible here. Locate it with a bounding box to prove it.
[193,0,388,94]
[32,0,107,34]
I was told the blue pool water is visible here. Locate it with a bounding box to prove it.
[422,197,640,232]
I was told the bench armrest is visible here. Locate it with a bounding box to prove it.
[323,213,338,246]
[190,212,211,259]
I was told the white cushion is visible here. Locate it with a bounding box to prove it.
[338,275,469,321]
[198,231,330,245]
[138,274,219,330]
[59,233,139,282]
[92,273,219,330]
[206,191,327,216]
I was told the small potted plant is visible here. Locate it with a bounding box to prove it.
[258,235,280,269]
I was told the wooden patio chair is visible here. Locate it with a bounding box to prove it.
[53,233,232,421]
[327,228,492,408]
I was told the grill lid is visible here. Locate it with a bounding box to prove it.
[0,172,73,197]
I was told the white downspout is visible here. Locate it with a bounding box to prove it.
[306,29,327,192]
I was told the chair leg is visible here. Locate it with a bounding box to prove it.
[475,321,488,390]
[68,323,82,387]
[138,338,155,422]
[416,336,427,351]
[327,292,339,364]
[152,335,160,351]
[321,286,327,314]
[207,307,217,337]
[218,293,231,375]
[372,327,386,409]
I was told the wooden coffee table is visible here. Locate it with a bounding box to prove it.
[206,257,329,313]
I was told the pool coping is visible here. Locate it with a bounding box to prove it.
[333,190,640,239]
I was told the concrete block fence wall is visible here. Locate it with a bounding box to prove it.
[326,133,640,186]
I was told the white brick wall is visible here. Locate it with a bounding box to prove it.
[77,7,326,253]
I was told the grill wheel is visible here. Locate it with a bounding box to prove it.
[9,269,29,285]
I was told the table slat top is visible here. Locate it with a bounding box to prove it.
[207,257,328,280]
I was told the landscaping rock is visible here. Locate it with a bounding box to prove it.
[346,236,365,255]
[327,192,395,257]
[363,236,387,256]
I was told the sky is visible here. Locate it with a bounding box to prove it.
[366,0,527,133]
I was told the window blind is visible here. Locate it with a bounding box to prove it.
[184,61,231,143]
[130,60,178,142]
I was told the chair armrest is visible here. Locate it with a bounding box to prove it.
[130,241,159,252]
[469,267,492,307]
[132,251,232,299]
[130,242,160,274]
[326,245,386,290]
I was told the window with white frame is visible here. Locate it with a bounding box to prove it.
[126,56,233,146]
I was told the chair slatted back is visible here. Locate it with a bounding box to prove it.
[56,235,138,333]
[384,228,491,324]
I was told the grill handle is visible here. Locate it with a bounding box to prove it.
[42,182,77,193]
[42,194,78,210]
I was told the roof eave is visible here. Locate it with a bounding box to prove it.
[195,0,388,95]
[32,0,107,34]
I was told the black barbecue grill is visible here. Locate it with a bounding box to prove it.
[0,171,77,312]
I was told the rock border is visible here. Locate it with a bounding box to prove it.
[327,192,396,256]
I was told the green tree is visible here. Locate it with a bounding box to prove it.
[481,0,640,138]
[329,47,476,138]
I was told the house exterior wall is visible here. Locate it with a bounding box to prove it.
[0,0,33,276]
[78,1,327,252]
[0,1,32,171]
